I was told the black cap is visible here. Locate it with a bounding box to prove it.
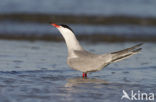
[60,24,74,32]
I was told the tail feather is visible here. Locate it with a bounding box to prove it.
[111,44,143,63]
[111,43,143,54]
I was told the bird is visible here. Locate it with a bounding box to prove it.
[51,23,143,78]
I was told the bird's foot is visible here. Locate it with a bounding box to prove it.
[82,72,87,78]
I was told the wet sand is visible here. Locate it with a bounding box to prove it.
[0,40,155,102]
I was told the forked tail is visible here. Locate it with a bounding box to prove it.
[111,43,143,62]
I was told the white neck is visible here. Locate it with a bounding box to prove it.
[58,27,84,56]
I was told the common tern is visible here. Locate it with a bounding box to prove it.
[51,23,143,78]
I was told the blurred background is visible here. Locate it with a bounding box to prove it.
[0,0,156,42]
[0,1,156,102]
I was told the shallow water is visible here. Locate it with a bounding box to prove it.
[1,0,156,17]
[0,40,155,102]
[0,0,156,42]
[1,22,156,36]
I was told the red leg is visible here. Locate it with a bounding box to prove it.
[82,72,87,78]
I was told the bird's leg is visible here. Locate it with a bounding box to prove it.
[82,72,87,78]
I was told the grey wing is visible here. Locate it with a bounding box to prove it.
[73,50,97,58]
[111,43,143,54]
[67,50,111,72]
[111,43,143,62]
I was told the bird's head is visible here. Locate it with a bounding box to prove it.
[51,23,74,32]
[50,23,84,52]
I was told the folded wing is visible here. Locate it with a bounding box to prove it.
[111,43,143,62]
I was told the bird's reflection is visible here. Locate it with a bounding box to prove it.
[65,77,109,87]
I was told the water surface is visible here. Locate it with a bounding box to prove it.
[0,40,155,102]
